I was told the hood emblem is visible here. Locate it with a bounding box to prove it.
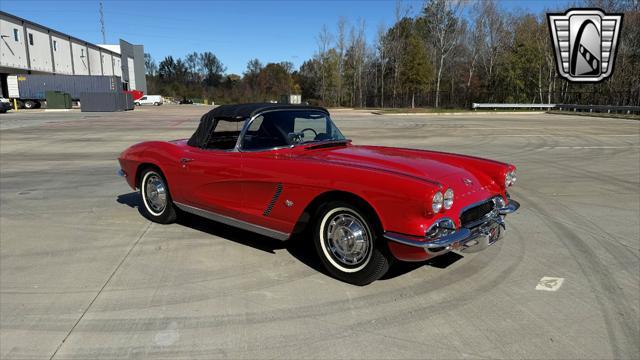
[463,178,473,186]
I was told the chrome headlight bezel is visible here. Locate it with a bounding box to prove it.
[505,170,517,187]
[443,188,454,210]
[432,191,443,213]
[426,218,456,241]
[492,195,506,210]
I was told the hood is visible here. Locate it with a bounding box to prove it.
[299,144,502,199]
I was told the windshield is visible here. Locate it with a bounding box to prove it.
[241,110,345,151]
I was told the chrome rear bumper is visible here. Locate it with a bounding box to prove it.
[384,199,520,255]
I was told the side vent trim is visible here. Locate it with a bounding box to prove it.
[263,183,283,216]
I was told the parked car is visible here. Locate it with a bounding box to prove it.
[0,98,12,113]
[179,97,194,105]
[118,103,520,285]
[134,95,163,106]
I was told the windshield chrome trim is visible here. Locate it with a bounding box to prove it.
[231,116,251,152]
[303,139,351,150]
[236,108,342,153]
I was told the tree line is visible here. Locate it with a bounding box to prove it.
[145,0,639,108]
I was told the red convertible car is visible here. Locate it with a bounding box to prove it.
[118,103,519,285]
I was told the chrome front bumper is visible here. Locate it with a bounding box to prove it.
[498,200,519,215]
[384,199,520,255]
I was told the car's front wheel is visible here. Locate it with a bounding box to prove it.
[140,168,177,224]
[314,201,391,285]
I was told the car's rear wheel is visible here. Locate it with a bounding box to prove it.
[140,168,177,224]
[314,201,391,285]
[153,102,159,106]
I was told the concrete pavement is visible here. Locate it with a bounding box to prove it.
[1,106,638,359]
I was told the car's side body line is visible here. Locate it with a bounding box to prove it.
[173,201,290,241]
[300,156,442,188]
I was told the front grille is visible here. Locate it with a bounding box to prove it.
[460,200,494,228]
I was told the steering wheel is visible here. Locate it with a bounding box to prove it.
[300,128,318,139]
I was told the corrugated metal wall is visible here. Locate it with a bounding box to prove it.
[0,11,147,95]
[10,74,122,100]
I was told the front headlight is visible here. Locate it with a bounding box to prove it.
[432,191,443,213]
[505,170,516,187]
[443,188,454,209]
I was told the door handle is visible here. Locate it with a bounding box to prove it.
[180,158,194,164]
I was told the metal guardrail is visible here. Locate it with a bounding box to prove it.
[472,103,640,114]
[472,103,556,109]
[555,104,640,114]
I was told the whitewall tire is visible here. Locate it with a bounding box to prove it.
[314,201,391,285]
[140,168,177,224]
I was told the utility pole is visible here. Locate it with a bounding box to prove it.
[99,1,106,43]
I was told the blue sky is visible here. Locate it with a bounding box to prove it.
[1,0,571,74]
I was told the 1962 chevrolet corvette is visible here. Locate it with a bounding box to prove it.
[118,103,519,285]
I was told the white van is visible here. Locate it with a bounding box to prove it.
[135,95,163,106]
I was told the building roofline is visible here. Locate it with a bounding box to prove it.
[0,10,124,58]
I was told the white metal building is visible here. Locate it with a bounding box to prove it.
[0,11,147,97]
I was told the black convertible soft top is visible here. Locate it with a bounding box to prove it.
[187,103,329,148]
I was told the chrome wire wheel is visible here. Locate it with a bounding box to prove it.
[143,172,167,216]
[320,207,373,273]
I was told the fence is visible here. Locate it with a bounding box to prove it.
[470,103,640,114]
[554,104,640,114]
[472,103,556,110]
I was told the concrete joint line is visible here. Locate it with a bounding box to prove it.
[48,222,153,360]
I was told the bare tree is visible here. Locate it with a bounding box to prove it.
[316,25,333,104]
[464,19,482,89]
[535,16,555,104]
[476,0,508,97]
[144,53,157,76]
[336,17,347,106]
[376,23,387,108]
[355,19,366,107]
[422,0,463,108]
[390,0,409,107]
[185,52,201,82]
[348,26,358,106]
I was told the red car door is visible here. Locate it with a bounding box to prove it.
[240,150,296,234]
[177,147,244,218]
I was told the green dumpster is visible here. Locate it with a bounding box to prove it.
[45,91,72,109]
[63,93,72,108]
